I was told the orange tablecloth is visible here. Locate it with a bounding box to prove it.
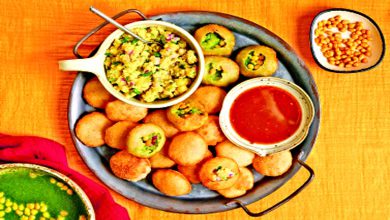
[0,0,389,219]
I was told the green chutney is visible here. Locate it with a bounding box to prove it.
[0,166,89,220]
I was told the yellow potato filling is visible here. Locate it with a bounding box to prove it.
[104,26,198,103]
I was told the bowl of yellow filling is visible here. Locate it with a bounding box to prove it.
[59,20,205,108]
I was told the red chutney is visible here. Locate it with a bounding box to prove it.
[229,86,302,144]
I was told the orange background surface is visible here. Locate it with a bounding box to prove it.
[0,0,389,219]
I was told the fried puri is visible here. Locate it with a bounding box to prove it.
[83,77,114,109]
[203,56,239,87]
[167,100,208,131]
[144,110,179,138]
[75,112,113,147]
[194,24,235,56]
[199,157,239,190]
[109,150,151,182]
[177,150,213,184]
[105,100,148,122]
[177,164,200,184]
[152,169,192,196]
[190,86,226,114]
[127,123,166,158]
[236,45,278,77]
[149,140,176,168]
[168,132,208,166]
[217,167,254,198]
[215,140,255,167]
[195,116,225,146]
[104,121,138,149]
[253,150,293,177]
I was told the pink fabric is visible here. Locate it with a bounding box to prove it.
[0,133,130,220]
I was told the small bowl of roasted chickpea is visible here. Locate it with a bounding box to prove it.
[310,8,385,73]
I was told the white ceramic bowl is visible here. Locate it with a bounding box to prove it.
[310,8,385,73]
[59,20,205,108]
[219,77,315,156]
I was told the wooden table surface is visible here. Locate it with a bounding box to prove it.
[0,0,389,219]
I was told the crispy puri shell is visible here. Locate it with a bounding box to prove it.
[127,123,166,158]
[144,110,179,138]
[177,164,200,184]
[195,116,226,146]
[105,100,148,122]
[190,86,227,114]
[236,45,278,77]
[217,167,254,198]
[194,24,235,56]
[152,169,192,196]
[149,140,176,168]
[75,112,113,147]
[215,140,255,167]
[204,149,214,160]
[83,77,114,109]
[199,157,239,190]
[177,149,213,184]
[168,132,208,166]
[166,100,208,131]
[203,56,239,87]
[253,150,292,176]
[109,150,151,182]
[104,121,138,149]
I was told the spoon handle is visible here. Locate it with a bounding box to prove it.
[89,6,149,44]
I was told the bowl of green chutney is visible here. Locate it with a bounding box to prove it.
[0,163,95,220]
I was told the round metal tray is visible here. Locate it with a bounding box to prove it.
[68,10,320,215]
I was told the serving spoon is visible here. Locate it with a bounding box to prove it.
[89,6,161,46]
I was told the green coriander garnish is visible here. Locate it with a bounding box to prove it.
[131,39,139,45]
[140,72,153,77]
[154,52,161,57]
[133,88,141,95]
[213,69,223,81]
[120,35,131,43]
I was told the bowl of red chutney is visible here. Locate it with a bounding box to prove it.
[219,77,315,156]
